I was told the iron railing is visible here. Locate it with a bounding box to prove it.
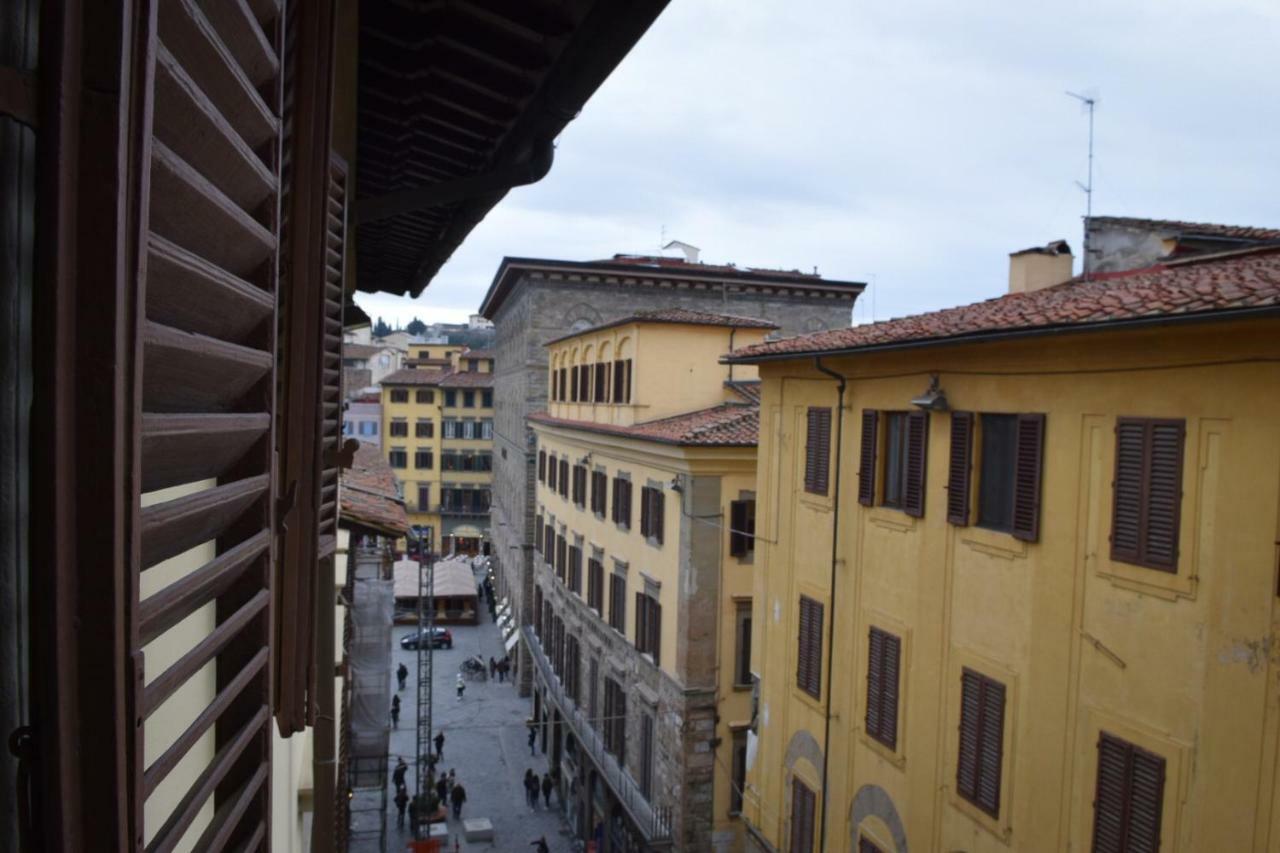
[523,625,674,844]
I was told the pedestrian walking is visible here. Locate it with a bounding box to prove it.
[407,795,418,835]
[390,695,400,728]
[396,662,408,690]
[530,837,550,853]
[450,782,467,818]
[489,656,497,678]
[527,720,537,755]
[525,770,539,809]
[435,774,448,805]
[394,785,408,829]
[392,757,407,789]
[434,730,445,761]
[456,673,465,700]
[523,769,535,808]
[447,768,456,793]
[541,773,553,809]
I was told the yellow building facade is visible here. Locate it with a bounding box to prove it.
[527,310,775,850]
[731,248,1280,853]
[379,350,494,555]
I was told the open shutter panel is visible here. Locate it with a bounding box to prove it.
[805,408,832,495]
[956,669,982,802]
[1092,733,1166,853]
[865,628,884,740]
[640,486,650,536]
[1144,420,1184,571]
[1011,414,1045,541]
[946,412,973,525]
[1110,419,1146,564]
[882,631,901,750]
[653,490,664,543]
[133,0,309,847]
[1127,742,1166,852]
[634,592,645,651]
[317,154,350,558]
[858,409,879,506]
[1092,734,1129,853]
[652,599,661,665]
[976,677,1005,816]
[904,411,928,517]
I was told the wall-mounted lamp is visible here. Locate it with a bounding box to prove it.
[911,375,949,412]
[670,478,684,494]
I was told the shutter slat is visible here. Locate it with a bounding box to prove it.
[1110,420,1147,561]
[883,632,900,749]
[188,0,279,88]
[805,408,833,495]
[946,412,973,525]
[904,411,928,517]
[141,413,270,492]
[1011,413,1045,541]
[977,678,1005,815]
[957,669,982,801]
[147,235,273,344]
[866,627,884,740]
[189,763,269,853]
[142,321,271,413]
[140,474,270,569]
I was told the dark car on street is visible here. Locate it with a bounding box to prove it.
[400,627,453,650]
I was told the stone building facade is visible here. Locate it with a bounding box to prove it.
[479,255,863,705]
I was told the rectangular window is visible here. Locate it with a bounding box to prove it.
[414,450,433,469]
[551,368,558,401]
[389,448,407,469]
[734,601,753,687]
[604,678,627,764]
[481,419,493,439]
[587,557,605,614]
[476,453,492,472]
[865,627,901,751]
[883,412,906,507]
[534,514,543,552]
[558,367,567,402]
[416,389,434,404]
[415,420,434,438]
[635,589,661,666]
[730,729,748,815]
[729,499,756,558]
[640,486,664,544]
[444,390,457,408]
[612,476,632,529]
[556,534,567,581]
[796,596,823,699]
[390,389,408,403]
[578,363,591,401]
[547,454,557,490]
[417,485,430,510]
[463,390,475,408]
[613,360,626,403]
[389,420,408,437]
[538,450,547,483]
[1111,418,1185,572]
[978,414,1017,530]
[588,657,600,729]
[609,572,626,633]
[595,361,608,403]
[957,668,1006,818]
[462,420,476,440]
[572,464,587,507]
[543,524,554,564]
[559,459,569,498]
[592,470,608,516]
[570,366,579,402]
[482,390,493,408]
[790,779,816,853]
[568,543,583,594]
[358,421,376,436]
[882,411,928,516]
[1092,732,1166,853]
[442,419,457,439]
[804,407,832,495]
[639,713,655,800]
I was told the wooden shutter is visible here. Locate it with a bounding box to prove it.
[1011,413,1045,541]
[866,627,900,750]
[946,412,973,525]
[1093,732,1165,853]
[652,489,664,544]
[903,411,928,517]
[623,480,632,529]
[538,450,546,483]
[651,598,661,666]
[796,596,823,699]
[858,409,879,506]
[640,486,651,536]
[957,668,1005,818]
[613,360,625,402]
[790,778,816,853]
[1111,418,1184,571]
[805,407,832,495]
[729,500,748,556]
[858,838,885,853]
[560,459,569,497]
[635,591,646,652]
[610,476,619,523]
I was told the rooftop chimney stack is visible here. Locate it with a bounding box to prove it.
[1008,240,1074,293]
[663,239,701,264]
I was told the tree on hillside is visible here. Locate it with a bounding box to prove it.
[406,317,427,336]
[373,316,393,338]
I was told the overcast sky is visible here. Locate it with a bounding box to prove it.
[354,0,1280,330]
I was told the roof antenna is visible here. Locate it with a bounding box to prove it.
[1066,89,1098,281]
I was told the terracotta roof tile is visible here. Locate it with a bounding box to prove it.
[724,380,762,403]
[728,247,1280,361]
[340,442,409,535]
[545,308,779,346]
[342,343,388,359]
[1092,216,1280,242]
[380,368,449,386]
[438,371,494,388]
[462,349,495,359]
[529,404,758,447]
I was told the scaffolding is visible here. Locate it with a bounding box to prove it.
[413,537,436,838]
[345,547,395,851]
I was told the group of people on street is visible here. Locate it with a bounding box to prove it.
[522,768,557,811]
[488,654,511,682]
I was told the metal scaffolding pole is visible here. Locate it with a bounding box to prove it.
[413,533,435,837]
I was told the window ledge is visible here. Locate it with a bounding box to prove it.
[869,508,916,533]
[959,527,1027,561]
[859,731,906,769]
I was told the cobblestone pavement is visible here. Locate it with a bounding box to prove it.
[350,561,574,853]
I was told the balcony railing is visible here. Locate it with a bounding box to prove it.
[523,625,673,845]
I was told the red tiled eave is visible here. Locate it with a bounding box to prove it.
[545,308,779,346]
[726,247,1280,362]
[529,404,758,447]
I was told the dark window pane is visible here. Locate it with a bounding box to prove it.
[978,414,1016,530]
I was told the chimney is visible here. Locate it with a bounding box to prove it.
[1008,240,1073,293]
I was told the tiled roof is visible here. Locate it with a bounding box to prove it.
[342,343,388,359]
[1092,216,1280,242]
[545,308,779,346]
[462,349,495,359]
[727,247,1280,361]
[597,254,824,281]
[340,442,409,536]
[438,371,494,388]
[724,380,762,404]
[380,368,448,386]
[529,403,758,447]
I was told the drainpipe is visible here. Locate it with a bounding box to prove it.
[812,356,846,853]
[311,553,337,853]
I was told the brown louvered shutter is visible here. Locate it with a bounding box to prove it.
[790,778,816,853]
[796,596,823,699]
[640,486,651,535]
[1011,414,1045,541]
[635,591,646,652]
[859,838,885,853]
[957,668,1005,818]
[651,599,661,666]
[1093,732,1166,853]
[947,412,973,525]
[1110,420,1146,564]
[316,155,349,556]
[652,489,664,544]
[610,476,619,523]
[858,409,879,506]
[538,450,546,483]
[903,411,928,517]
[1111,418,1184,571]
[805,407,832,495]
[866,627,900,750]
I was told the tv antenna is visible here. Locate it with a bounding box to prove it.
[1066,89,1098,279]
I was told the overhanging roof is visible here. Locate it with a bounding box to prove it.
[356,0,671,297]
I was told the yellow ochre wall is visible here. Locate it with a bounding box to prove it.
[745,318,1280,853]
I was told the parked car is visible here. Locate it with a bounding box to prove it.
[400,627,453,650]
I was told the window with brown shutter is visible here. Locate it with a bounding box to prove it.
[613,360,626,402]
[640,486,665,544]
[729,498,756,558]
[579,362,591,401]
[389,420,408,437]
[588,557,605,613]
[1111,417,1185,572]
[804,407,832,495]
[547,453,557,490]
[551,368,559,401]
[595,360,608,402]
[538,450,547,483]
[1092,732,1166,853]
[559,459,569,498]
[882,412,928,516]
[865,627,901,750]
[534,514,543,552]
[1010,414,1045,540]
[957,668,1006,818]
[556,534,567,581]
[639,712,656,800]
[613,476,633,529]
[947,412,973,525]
[390,389,409,403]
[790,778,817,853]
[416,419,433,438]
[609,572,627,633]
[416,389,434,404]
[569,543,582,593]
[592,470,608,516]
[544,524,554,565]
[796,596,824,699]
[635,590,661,666]
[858,409,879,506]
[570,365,579,402]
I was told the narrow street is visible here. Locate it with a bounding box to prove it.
[353,560,573,852]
